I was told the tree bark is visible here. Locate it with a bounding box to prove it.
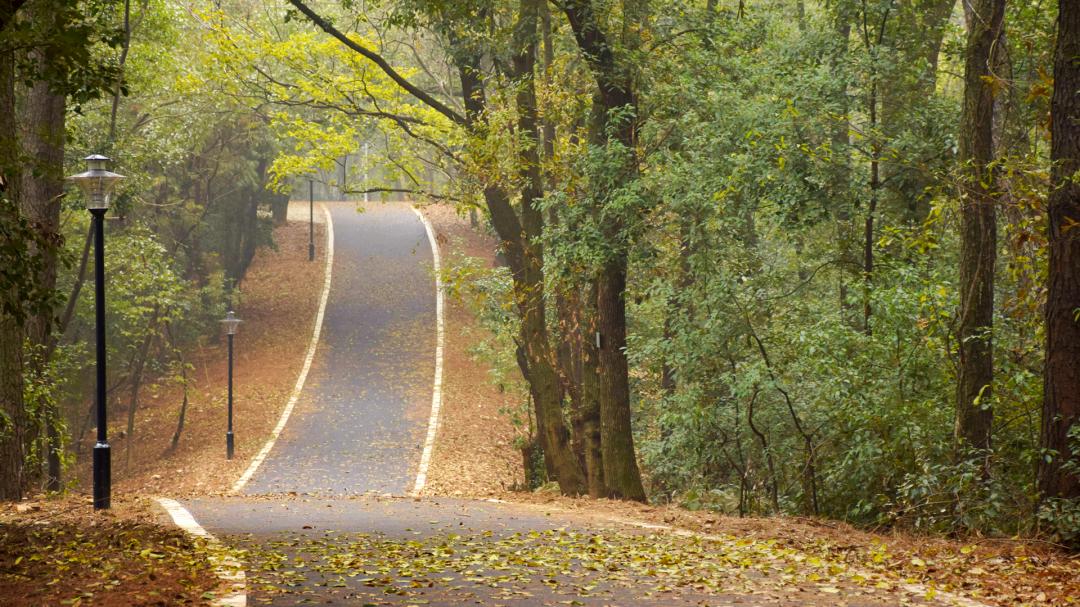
[955,0,1005,461]
[579,283,604,497]
[596,255,645,500]
[1038,0,1080,500]
[124,310,158,466]
[451,19,586,495]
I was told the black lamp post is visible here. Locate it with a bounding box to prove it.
[69,154,124,510]
[221,310,241,459]
[308,178,315,261]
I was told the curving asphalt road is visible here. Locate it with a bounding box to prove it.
[243,201,435,496]
[173,202,947,607]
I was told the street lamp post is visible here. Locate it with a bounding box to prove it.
[68,154,124,510]
[221,310,241,459]
[308,178,315,261]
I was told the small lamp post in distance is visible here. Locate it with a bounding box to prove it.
[221,310,241,459]
[308,177,315,262]
[68,154,124,510]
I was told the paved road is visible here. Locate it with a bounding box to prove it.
[177,202,945,606]
[243,201,435,495]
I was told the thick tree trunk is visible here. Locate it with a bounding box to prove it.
[515,339,558,479]
[1038,0,1080,500]
[955,0,1004,460]
[579,282,604,497]
[0,37,25,501]
[20,65,64,348]
[20,25,66,490]
[0,310,25,500]
[556,287,586,472]
[511,0,586,494]
[596,256,646,500]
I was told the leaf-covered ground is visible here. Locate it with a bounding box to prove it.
[228,524,949,606]
[491,493,1080,607]
[0,499,218,606]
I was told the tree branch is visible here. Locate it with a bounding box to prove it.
[286,0,467,127]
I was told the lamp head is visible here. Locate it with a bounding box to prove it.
[221,310,241,335]
[69,154,125,211]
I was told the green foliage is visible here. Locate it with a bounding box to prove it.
[608,0,1054,535]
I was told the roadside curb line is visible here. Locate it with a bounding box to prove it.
[155,497,246,607]
[411,206,444,497]
[231,203,335,494]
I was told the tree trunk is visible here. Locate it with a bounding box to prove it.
[0,309,25,500]
[1038,0,1080,501]
[20,14,66,490]
[0,30,25,500]
[20,57,65,350]
[580,282,604,497]
[510,0,587,494]
[864,75,879,336]
[125,312,157,466]
[169,326,190,452]
[556,286,586,472]
[596,256,645,500]
[955,0,1005,461]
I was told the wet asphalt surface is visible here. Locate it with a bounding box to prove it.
[177,203,941,606]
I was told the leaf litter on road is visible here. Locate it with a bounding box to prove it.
[228,525,945,606]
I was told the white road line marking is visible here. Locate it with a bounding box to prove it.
[411,206,444,497]
[231,203,335,494]
[156,497,246,607]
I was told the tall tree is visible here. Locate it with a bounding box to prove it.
[0,0,31,500]
[561,0,647,501]
[1039,0,1080,500]
[505,0,588,493]
[955,0,1006,461]
[20,0,68,491]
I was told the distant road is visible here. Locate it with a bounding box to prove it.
[243,201,435,495]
